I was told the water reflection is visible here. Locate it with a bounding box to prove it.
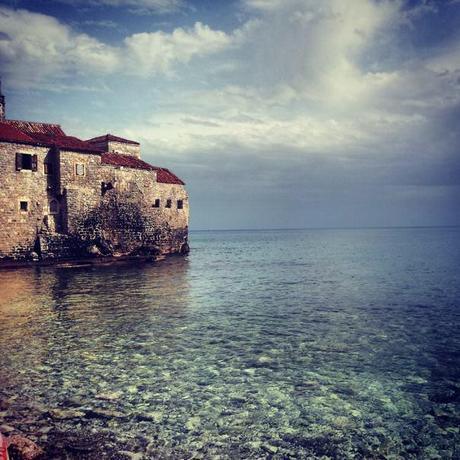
[0,259,191,403]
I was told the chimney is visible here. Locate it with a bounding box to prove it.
[0,79,5,121]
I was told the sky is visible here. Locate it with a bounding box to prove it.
[0,0,459,230]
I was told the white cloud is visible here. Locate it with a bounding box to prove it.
[242,0,285,11]
[117,0,459,166]
[0,7,119,85]
[1,1,458,172]
[0,7,235,85]
[56,0,185,14]
[124,22,234,76]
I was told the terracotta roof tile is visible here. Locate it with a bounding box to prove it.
[155,167,185,185]
[0,122,35,144]
[87,134,140,146]
[101,152,185,185]
[4,119,65,136]
[30,133,103,153]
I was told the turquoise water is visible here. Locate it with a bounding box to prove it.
[1,227,460,458]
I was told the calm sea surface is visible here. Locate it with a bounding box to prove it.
[1,228,460,459]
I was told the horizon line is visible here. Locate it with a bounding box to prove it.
[189,224,460,232]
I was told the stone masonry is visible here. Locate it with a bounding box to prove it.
[0,85,189,263]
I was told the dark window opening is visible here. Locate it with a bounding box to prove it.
[177,200,184,209]
[44,162,53,175]
[19,201,28,212]
[153,199,160,208]
[101,181,113,196]
[49,199,59,214]
[166,199,172,208]
[16,153,37,171]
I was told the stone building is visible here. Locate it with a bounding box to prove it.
[0,84,189,263]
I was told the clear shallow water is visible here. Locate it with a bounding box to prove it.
[1,227,460,459]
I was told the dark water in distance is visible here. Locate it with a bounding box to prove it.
[1,227,460,458]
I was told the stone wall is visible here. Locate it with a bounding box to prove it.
[0,142,189,262]
[0,142,56,259]
[58,149,102,235]
[87,138,140,158]
[89,164,189,255]
[107,141,140,158]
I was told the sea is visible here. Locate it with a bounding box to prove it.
[0,227,459,459]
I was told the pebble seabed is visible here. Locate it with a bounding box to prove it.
[1,228,460,459]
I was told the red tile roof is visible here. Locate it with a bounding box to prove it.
[30,133,103,153]
[0,120,184,183]
[4,119,65,136]
[101,152,185,185]
[155,167,185,185]
[0,122,102,153]
[87,134,140,146]
[0,122,35,144]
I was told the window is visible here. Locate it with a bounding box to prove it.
[101,182,114,196]
[177,200,184,209]
[19,201,28,212]
[165,199,172,208]
[75,163,85,176]
[44,162,53,175]
[16,153,37,171]
[49,199,59,214]
[153,199,160,208]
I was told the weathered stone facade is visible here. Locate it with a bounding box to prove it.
[0,88,189,263]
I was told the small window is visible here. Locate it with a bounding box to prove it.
[44,162,53,175]
[165,199,172,208]
[75,163,85,176]
[153,199,160,208]
[49,199,59,214]
[19,201,28,212]
[177,200,184,209]
[16,153,37,171]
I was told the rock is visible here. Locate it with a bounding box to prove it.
[85,408,124,419]
[0,424,15,434]
[180,242,190,255]
[60,397,84,408]
[185,416,201,431]
[49,408,85,419]
[264,444,278,454]
[95,391,122,401]
[8,435,44,460]
[37,426,52,435]
[119,451,144,460]
[134,411,162,422]
[86,244,102,256]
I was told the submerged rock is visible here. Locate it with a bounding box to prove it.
[86,244,103,256]
[85,408,125,419]
[49,408,85,420]
[95,391,122,401]
[8,434,44,460]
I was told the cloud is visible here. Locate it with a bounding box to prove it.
[0,7,119,86]
[124,22,234,76]
[241,0,285,11]
[54,0,185,14]
[0,7,235,85]
[1,0,459,227]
